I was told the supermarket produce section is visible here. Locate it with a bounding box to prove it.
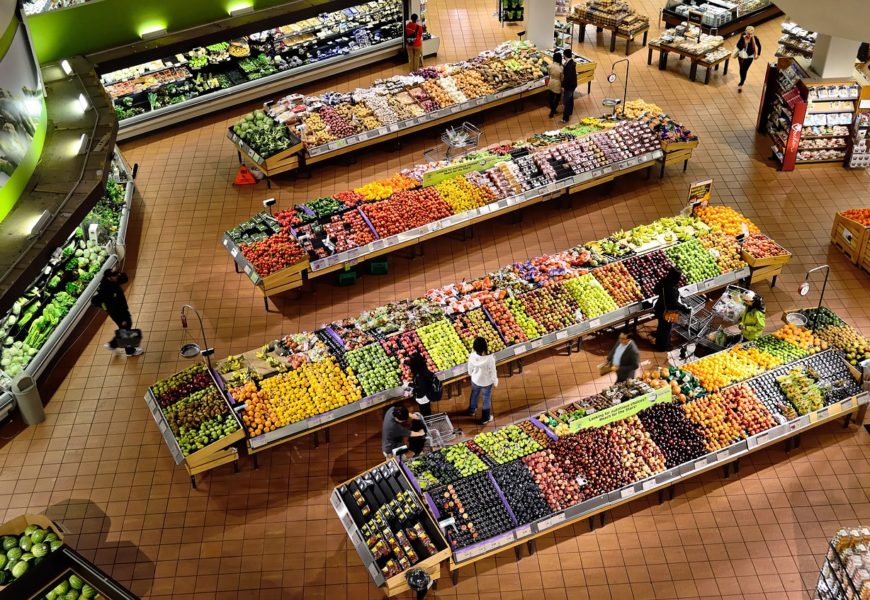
[223,98,700,301]
[332,306,869,591]
[145,202,807,481]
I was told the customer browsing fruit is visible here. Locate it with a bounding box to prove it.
[653,268,690,352]
[560,49,577,123]
[405,352,443,417]
[547,52,564,118]
[467,337,498,425]
[91,270,143,357]
[606,332,640,382]
[739,290,766,341]
[382,405,425,459]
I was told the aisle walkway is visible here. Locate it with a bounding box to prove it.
[1,1,870,599]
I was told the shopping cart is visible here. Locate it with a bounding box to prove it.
[670,285,750,363]
[421,412,461,452]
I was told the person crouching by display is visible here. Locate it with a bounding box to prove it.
[653,267,690,351]
[405,352,442,416]
[606,331,640,382]
[382,404,426,459]
[466,337,498,425]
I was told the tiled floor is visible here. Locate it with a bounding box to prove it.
[2,2,870,599]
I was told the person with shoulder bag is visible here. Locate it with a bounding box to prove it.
[91,270,143,357]
[547,52,564,118]
[405,352,442,416]
[652,268,690,351]
[405,14,424,72]
[560,48,577,123]
[735,26,761,92]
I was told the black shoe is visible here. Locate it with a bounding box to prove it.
[480,415,494,425]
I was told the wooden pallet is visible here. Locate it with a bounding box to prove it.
[830,211,869,264]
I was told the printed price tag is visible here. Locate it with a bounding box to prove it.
[475,97,486,106]
[230,247,238,258]
[537,513,566,531]
[642,479,656,491]
[620,487,634,499]
[556,331,568,340]
[515,525,532,539]
[222,238,229,247]
[530,340,543,349]
[389,124,400,132]
[243,265,252,275]
[695,458,708,469]
[588,318,601,329]
[717,450,730,462]
[817,408,829,419]
[513,345,527,356]
[547,182,559,194]
[497,199,510,209]
[840,398,854,410]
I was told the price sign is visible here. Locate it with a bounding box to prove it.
[588,318,601,329]
[530,340,542,349]
[513,345,527,356]
[222,238,229,247]
[695,458,708,469]
[747,432,768,448]
[556,331,568,340]
[230,247,238,258]
[717,450,730,462]
[841,398,854,410]
[620,487,634,499]
[642,479,656,491]
[536,512,566,532]
[243,265,252,275]
[514,525,532,539]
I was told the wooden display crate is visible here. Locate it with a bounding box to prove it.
[0,514,65,592]
[859,233,870,275]
[830,211,869,264]
[740,238,792,268]
[259,257,309,296]
[660,139,699,153]
[749,263,786,285]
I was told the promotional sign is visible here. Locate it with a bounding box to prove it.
[422,154,506,187]
[686,178,713,207]
[569,387,672,431]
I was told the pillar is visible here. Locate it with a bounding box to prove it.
[526,0,557,51]
[810,34,861,78]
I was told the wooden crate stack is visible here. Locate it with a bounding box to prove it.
[830,210,870,271]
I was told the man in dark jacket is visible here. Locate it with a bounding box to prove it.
[607,332,641,382]
[561,48,577,123]
[91,270,143,356]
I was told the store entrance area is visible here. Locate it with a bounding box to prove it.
[1,0,870,599]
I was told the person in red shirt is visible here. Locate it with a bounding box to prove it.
[405,13,424,72]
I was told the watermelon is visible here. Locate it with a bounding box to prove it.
[69,574,84,590]
[11,559,27,578]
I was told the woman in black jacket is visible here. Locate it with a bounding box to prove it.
[653,268,690,351]
[406,353,441,416]
[736,26,761,91]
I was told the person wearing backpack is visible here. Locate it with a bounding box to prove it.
[466,337,498,425]
[405,352,442,416]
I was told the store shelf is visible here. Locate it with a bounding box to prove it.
[116,39,403,140]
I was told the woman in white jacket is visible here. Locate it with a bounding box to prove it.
[466,337,498,425]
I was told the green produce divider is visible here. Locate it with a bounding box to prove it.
[570,387,672,432]
[26,0,295,64]
[0,96,46,223]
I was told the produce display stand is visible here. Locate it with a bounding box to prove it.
[240,262,750,457]
[303,149,663,277]
[742,241,792,287]
[830,210,869,265]
[330,461,451,596]
[333,337,870,586]
[0,148,136,420]
[567,17,650,55]
[660,1,782,38]
[816,527,870,598]
[657,139,699,176]
[222,230,310,308]
[647,42,730,84]
[143,366,245,487]
[227,79,549,179]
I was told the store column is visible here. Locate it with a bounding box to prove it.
[811,34,861,78]
[526,0,557,51]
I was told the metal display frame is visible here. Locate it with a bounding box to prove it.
[0,148,136,420]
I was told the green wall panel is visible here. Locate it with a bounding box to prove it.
[27,0,296,64]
